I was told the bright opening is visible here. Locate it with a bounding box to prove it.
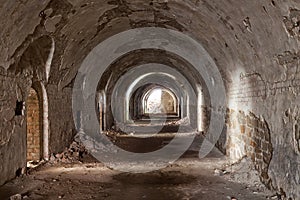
[145,88,163,113]
[143,87,177,115]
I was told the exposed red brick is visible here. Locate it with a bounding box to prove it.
[26,88,41,161]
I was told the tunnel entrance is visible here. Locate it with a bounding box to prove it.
[130,85,181,123]
[26,88,42,162]
[143,87,178,116]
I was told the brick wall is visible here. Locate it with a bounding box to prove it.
[226,109,273,188]
[26,88,41,161]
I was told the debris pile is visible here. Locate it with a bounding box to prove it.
[222,157,266,190]
[9,194,22,200]
[165,117,189,126]
[49,141,88,164]
[214,157,275,198]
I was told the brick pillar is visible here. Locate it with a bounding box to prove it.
[26,88,41,161]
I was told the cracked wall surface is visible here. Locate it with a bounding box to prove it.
[227,49,300,198]
[226,111,273,188]
[0,70,31,186]
[284,8,300,39]
[0,0,300,198]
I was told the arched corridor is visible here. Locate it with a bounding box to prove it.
[0,0,299,199]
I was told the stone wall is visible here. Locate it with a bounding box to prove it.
[226,102,300,199]
[47,84,76,154]
[0,70,31,186]
[0,70,76,185]
[226,53,300,198]
[201,105,210,133]
[161,90,176,114]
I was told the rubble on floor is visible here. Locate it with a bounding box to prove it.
[228,159,267,189]
[165,117,190,126]
[215,157,267,189]
[214,157,280,199]
[49,140,89,164]
[9,194,22,200]
[2,159,273,200]
[26,160,46,169]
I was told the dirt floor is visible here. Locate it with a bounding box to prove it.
[0,146,276,200]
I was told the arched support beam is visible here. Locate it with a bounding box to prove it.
[31,81,49,161]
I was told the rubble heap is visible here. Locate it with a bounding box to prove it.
[49,141,89,164]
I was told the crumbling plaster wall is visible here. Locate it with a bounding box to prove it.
[0,0,74,185]
[0,68,31,186]
[227,50,300,198]
[227,81,300,199]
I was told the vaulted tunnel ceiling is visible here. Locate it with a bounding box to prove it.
[1,0,299,91]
